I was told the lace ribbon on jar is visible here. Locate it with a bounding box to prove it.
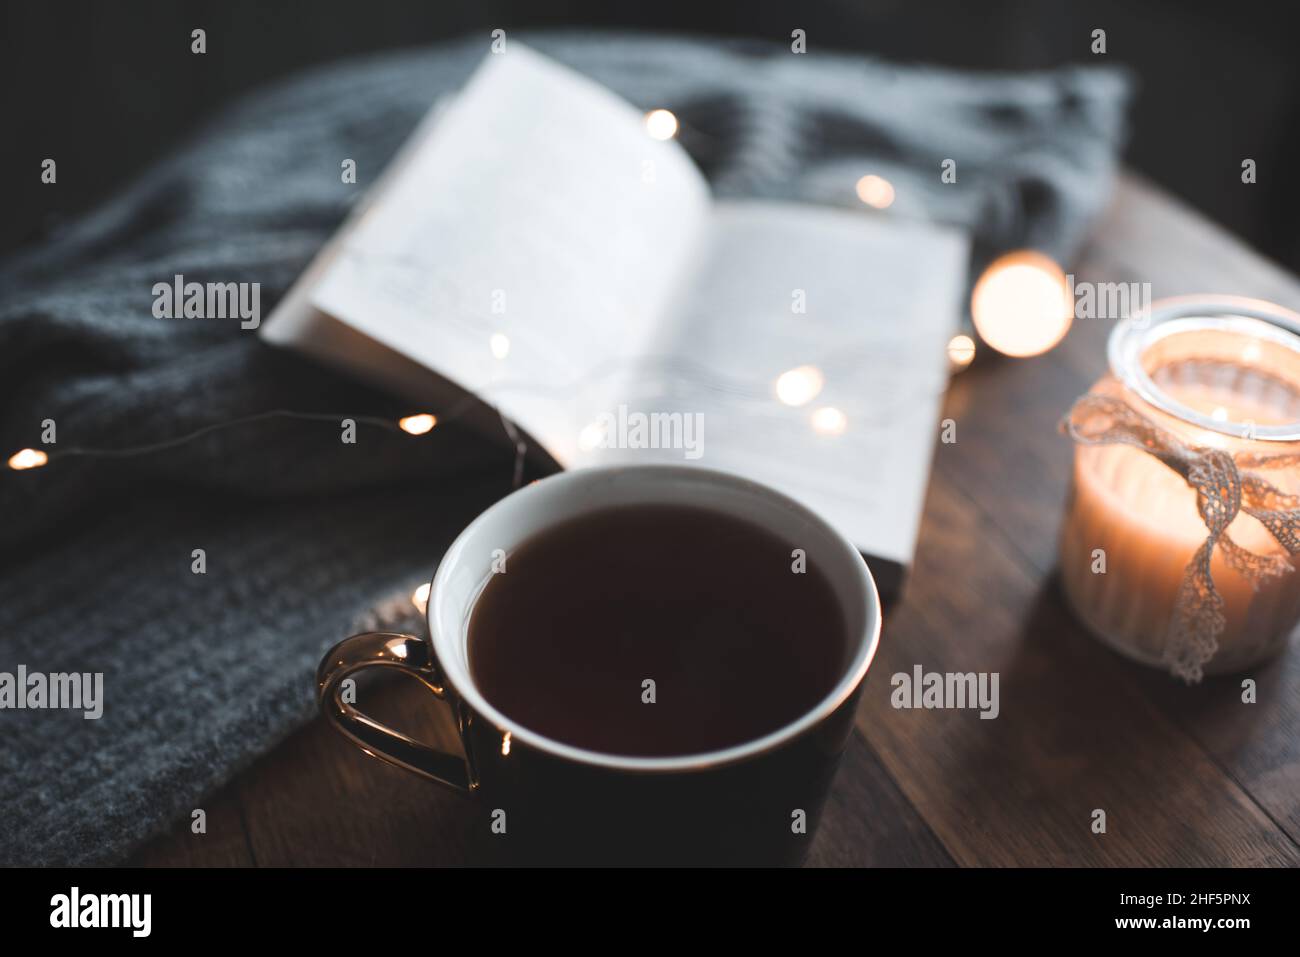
[1062,391,1300,682]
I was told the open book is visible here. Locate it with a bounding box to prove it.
[261,44,969,594]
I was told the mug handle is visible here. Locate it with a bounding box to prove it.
[317,631,474,792]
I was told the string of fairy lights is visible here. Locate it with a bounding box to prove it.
[5,400,507,474]
[6,108,1076,477]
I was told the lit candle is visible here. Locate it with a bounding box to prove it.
[1059,299,1300,679]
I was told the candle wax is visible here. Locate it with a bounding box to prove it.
[1060,384,1300,674]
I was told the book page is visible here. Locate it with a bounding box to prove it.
[308,44,711,459]
[574,201,969,572]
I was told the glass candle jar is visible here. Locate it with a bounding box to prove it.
[1060,297,1300,680]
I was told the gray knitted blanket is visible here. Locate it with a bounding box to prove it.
[0,32,1128,866]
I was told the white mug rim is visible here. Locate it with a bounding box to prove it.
[427,464,881,773]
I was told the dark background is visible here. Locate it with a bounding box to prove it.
[3,0,1298,267]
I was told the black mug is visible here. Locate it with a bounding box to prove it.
[317,465,881,865]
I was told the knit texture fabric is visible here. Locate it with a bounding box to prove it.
[0,32,1129,865]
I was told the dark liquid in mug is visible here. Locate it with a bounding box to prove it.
[467,504,853,757]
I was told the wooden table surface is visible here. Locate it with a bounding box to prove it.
[133,174,1300,867]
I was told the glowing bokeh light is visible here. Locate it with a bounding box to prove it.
[398,413,437,435]
[970,251,1072,357]
[7,448,48,470]
[644,109,679,140]
[775,365,825,407]
[810,406,848,436]
[577,421,607,452]
[855,174,895,209]
[947,334,976,369]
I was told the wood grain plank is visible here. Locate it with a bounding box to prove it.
[1073,187,1300,849]
[921,173,1300,850]
[808,729,955,867]
[856,472,1300,865]
[128,783,254,866]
